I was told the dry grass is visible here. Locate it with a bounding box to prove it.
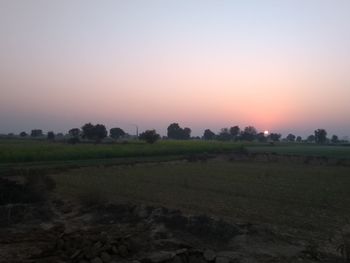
[53,159,350,238]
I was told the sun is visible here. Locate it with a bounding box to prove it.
[264,130,269,136]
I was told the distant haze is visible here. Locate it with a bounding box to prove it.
[1,1,350,138]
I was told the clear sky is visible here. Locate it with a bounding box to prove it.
[1,0,349,138]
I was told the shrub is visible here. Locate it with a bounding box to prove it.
[139,130,160,144]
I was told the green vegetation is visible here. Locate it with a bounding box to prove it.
[54,159,350,237]
[0,139,239,164]
[247,143,350,159]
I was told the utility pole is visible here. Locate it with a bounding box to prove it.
[130,124,138,138]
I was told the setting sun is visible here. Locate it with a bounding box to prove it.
[264,130,269,136]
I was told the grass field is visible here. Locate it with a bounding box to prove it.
[54,158,350,238]
[2,139,350,166]
[0,139,239,164]
[248,143,350,159]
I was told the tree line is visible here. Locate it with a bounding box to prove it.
[6,123,346,144]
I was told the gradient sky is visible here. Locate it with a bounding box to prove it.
[1,0,349,137]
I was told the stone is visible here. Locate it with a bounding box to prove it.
[188,255,206,263]
[100,251,112,263]
[175,248,188,255]
[89,241,103,257]
[343,225,350,261]
[148,251,176,262]
[215,257,229,263]
[216,251,240,260]
[111,246,119,254]
[90,257,103,263]
[203,250,216,261]
[151,224,169,239]
[118,244,128,257]
[56,238,65,250]
[71,249,82,259]
[172,255,184,263]
[134,204,149,218]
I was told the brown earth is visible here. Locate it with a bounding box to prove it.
[0,163,349,263]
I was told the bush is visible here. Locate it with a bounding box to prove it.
[139,130,160,144]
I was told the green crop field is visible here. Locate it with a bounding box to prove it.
[0,139,239,164]
[247,143,350,159]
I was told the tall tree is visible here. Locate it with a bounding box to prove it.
[241,126,257,141]
[167,123,182,139]
[331,135,339,144]
[203,129,216,140]
[286,133,296,142]
[31,129,43,137]
[314,129,327,144]
[167,123,191,140]
[307,134,315,143]
[269,133,281,142]
[47,131,55,140]
[183,127,191,140]
[81,123,107,142]
[139,129,160,144]
[110,127,125,139]
[217,128,231,141]
[229,126,240,139]
[256,132,267,142]
[69,128,80,137]
[20,131,27,137]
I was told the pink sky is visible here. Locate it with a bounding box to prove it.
[1,1,350,138]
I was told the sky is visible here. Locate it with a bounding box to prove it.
[0,0,349,138]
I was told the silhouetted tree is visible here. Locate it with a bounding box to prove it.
[296,136,302,143]
[31,129,43,137]
[110,127,125,139]
[217,128,231,141]
[167,123,182,139]
[256,132,267,142]
[268,133,281,142]
[81,123,107,142]
[183,127,191,140]
[331,135,339,144]
[47,131,55,140]
[69,128,80,137]
[139,130,160,144]
[286,133,296,142]
[314,129,327,144]
[167,123,191,140]
[307,134,315,143]
[229,126,240,140]
[20,131,27,137]
[203,129,216,140]
[241,126,257,141]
